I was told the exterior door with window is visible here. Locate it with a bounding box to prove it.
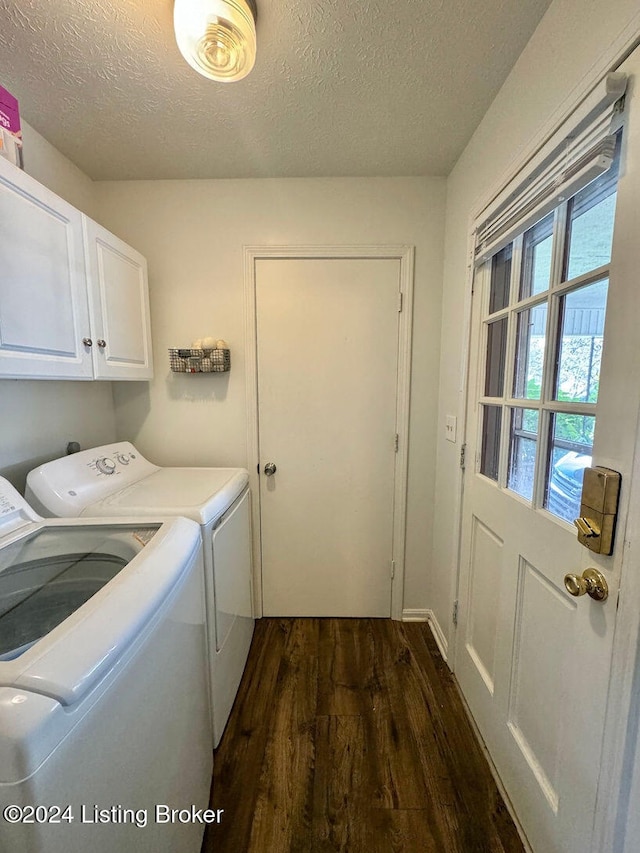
[455,51,640,853]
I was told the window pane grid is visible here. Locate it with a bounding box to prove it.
[539,285,562,407]
[556,263,611,293]
[484,318,508,397]
[484,261,609,320]
[481,227,613,324]
[476,161,615,518]
[544,413,595,522]
[563,136,620,282]
[519,213,554,300]
[554,279,608,405]
[507,408,540,501]
[548,203,568,293]
[479,404,502,482]
[513,300,547,401]
[489,398,595,417]
[489,244,513,314]
[533,408,552,511]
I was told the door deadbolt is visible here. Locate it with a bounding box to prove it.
[263,462,277,476]
[574,467,621,555]
[564,568,609,602]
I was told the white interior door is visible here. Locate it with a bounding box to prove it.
[455,50,640,853]
[256,256,401,617]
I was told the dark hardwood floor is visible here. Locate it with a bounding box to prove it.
[202,618,525,853]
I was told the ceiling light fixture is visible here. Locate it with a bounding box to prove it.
[174,0,257,83]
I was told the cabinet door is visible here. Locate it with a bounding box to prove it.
[84,218,153,380]
[0,158,93,379]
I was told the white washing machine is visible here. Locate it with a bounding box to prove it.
[26,441,254,748]
[0,476,212,853]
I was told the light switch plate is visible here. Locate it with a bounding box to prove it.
[445,415,457,443]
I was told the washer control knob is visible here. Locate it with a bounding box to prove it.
[96,457,116,475]
[116,453,130,465]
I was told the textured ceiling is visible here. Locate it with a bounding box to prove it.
[0,0,553,181]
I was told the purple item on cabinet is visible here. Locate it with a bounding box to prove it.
[0,85,23,167]
[0,85,21,136]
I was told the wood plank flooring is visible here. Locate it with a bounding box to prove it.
[202,618,525,853]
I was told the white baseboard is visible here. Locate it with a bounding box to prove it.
[402,608,449,662]
[402,608,429,622]
[426,610,449,661]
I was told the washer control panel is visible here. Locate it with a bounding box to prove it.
[88,448,139,478]
[95,457,117,475]
[0,482,21,516]
[0,476,39,530]
[25,442,159,517]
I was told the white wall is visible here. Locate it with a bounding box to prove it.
[95,176,446,611]
[20,120,97,217]
[0,120,117,492]
[430,0,640,650]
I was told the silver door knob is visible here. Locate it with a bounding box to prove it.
[263,462,277,476]
[564,568,608,601]
[97,339,106,348]
[82,337,93,347]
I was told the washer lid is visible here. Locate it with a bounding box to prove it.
[83,467,249,525]
[0,523,156,662]
[0,515,200,707]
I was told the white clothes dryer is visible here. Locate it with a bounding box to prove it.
[0,476,212,853]
[26,441,254,747]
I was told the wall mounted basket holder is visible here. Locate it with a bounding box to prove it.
[169,347,231,373]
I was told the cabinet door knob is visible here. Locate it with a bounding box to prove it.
[97,339,106,348]
[82,337,93,347]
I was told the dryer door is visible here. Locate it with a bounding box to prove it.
[212,489,253,652]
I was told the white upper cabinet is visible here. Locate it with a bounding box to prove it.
[0,156,93,379]
[83,219,153,380]
[0,157,153,381]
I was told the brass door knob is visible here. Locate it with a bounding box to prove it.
[564,568,608,601]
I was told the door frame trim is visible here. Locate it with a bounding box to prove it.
[244,244,415,620]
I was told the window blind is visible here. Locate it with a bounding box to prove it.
[474,72,627,266]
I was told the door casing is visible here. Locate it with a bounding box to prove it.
[244,244,414,621]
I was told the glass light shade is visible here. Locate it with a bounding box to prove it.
[174,0,257,82]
